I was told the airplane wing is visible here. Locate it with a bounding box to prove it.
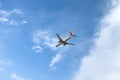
[56,33,63,41]
[66,42,75,45]
[56,43,62,47]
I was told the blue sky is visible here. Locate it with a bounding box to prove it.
[1,0,120,80]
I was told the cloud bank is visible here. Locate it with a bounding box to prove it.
[32,45,43,53]
[49,53,62,69]
[10,73,25,80]
[0,9,27,25]
[0,59,13,72]
[32,30,57,53]
[73,0,120,80]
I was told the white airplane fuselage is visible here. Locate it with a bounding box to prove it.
[56,37,71,47]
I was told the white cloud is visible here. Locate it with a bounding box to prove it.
[0,9,23,17]
[0,60,5,65]
[0,60,13,72]
[0,10,10,17]
[0,9,25,25]
[32,30,57,53]
[73,0,120,80]
[0,67,4,72]
[21,20,27,24]
[111,0,120,7]
[49,54,62,68]
[0,17,9,22]
[0,60,13,66]
[11,9,24,15]
[10,73,25,80]
[32,45,43,53]
[8,20,18,25]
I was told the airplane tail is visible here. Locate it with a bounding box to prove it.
[70,32,76,37]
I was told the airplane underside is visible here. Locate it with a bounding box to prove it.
[55,32,75,47]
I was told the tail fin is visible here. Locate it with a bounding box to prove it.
[70,32,76,37]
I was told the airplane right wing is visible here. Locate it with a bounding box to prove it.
[56,33,63,41]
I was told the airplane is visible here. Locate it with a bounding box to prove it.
[56,32,76,47]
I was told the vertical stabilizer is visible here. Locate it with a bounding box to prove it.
[70,32,76,37]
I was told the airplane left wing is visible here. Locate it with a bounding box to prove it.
[56,33,63,41]
[56,43,62,47]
